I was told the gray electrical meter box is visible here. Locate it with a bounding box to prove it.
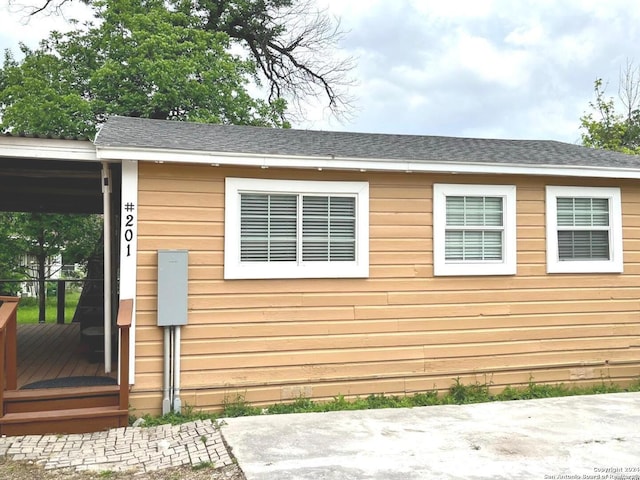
[157,250,188,326]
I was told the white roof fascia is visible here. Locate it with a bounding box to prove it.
[95,145,640,180]
[0,137,98,162]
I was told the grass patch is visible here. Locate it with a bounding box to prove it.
[130,377,640,426]
[136,404,217,427]
[192,461,215,471]
[445,378,492,404]
[494,378,626,401]
[221,393,262,417]
[17,291,81,324]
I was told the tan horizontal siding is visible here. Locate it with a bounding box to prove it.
[132,350,640,390]
[144,285,640,304]
[133,311,640,341]
[134,329,639,358]
[141,206,222,222]
[130,164,640,413]
[137,273,640,294]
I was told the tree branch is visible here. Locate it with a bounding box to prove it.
[202,0,356,121]
[17,0,357,122]
[11,0,74,16]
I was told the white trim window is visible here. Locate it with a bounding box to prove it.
[433,184,517,276]
[225,178,369,279]
[546,186,623,273]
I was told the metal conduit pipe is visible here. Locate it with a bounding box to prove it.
[162,327,171,415]
[173,326,182,413]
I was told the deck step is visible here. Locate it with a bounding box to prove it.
[4,385,120,414]
[0,406,129,436]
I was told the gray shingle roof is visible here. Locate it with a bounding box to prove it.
[1,131,90,142]
[94,116,640,170]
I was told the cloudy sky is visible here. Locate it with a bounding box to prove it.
[1,0,639,144]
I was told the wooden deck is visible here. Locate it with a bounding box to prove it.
[0,302,130,436]
[17,323,116,389]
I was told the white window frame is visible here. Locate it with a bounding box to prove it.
[225,177,369,279]
[433,184,517,276]
[545,186,623,274]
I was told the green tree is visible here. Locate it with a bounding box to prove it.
[0,218,24,296]
[1,0,288,137]
[580,63,640,154]
[0,213,102,322]
[16,0,353,120]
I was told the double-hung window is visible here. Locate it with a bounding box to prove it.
[545,186,623,273]
[225,178,369,279]
[433,184,517,276]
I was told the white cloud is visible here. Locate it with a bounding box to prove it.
[452,31,531,88]
[411,0,496,19]
[304,0,640,142]
[505,23,545,47]
[0,1,93,55]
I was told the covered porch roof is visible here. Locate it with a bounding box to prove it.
[0,135,103,214]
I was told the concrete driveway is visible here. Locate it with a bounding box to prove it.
[220,392,640,480]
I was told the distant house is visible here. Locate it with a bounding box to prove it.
[17,252,63,297]
[3,116,640,418]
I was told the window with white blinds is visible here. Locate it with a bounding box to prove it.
[433,184,516,276]
[556,197,610,261]
[225,178,369,279]
[546,186,623,273]
[240,193,298,262]
[301,195,356,262]
[444,196,504,261]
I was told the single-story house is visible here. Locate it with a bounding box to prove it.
[1,115,639,430]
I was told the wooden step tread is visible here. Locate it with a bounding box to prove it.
[0,406,128,424]
[5,385,119,402]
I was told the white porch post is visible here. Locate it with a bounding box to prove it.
[119,160,139,383]
[101,162,112,373]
